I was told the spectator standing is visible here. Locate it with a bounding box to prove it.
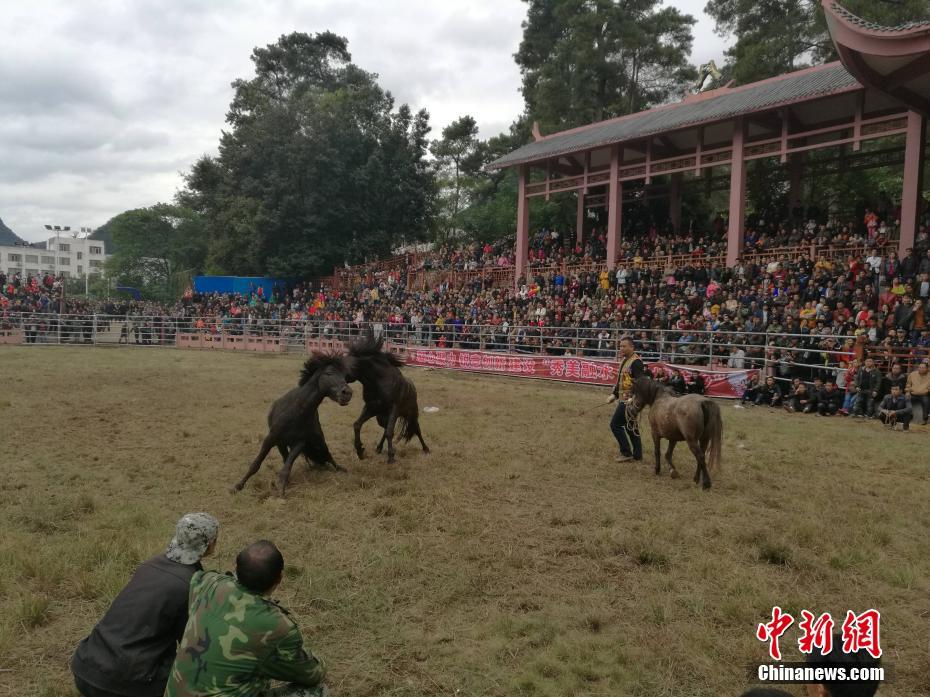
[853,358,882,418]
[607,336,645,463]
[905,360,930,424]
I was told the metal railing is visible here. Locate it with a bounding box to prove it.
[4,313,926,378]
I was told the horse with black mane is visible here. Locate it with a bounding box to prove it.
[231,352,353,496]
[627,375,722,489]
[348,329,429,463]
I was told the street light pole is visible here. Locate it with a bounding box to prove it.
[46,223,69,313]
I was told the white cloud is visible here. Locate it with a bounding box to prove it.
[1,0,726,241]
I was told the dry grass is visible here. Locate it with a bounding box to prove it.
[0,346,928,697]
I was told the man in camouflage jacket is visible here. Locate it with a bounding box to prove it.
[165,540,326,697]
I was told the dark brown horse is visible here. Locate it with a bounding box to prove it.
[232,352,353,496]
[627,376,722,489]
[347,330,429,463]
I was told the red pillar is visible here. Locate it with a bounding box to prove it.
[576,192,585,245]
[606,146,622,269]
[669,173,682,233]
[900,110,925,257]
[515,165,530,288]
[726,118,746,267]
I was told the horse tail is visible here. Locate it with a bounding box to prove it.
[701,400,723,474]
[397,377,419,442]
[396,415,416,443]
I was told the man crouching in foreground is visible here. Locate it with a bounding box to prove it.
[165,540,327,697]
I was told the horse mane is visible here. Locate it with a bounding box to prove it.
[298,351,347,386]
[634,376,672,405]
[348,329,405,368]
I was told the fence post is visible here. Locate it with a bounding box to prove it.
[93,314,98,345]
[708,333,714,368]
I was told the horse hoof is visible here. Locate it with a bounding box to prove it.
[670,470,680,480]
[387,456,395,464]
[702,483,712,490]
[229,485,241,494]
[422,447,431,455]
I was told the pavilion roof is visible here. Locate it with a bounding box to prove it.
[488,62,861,170]
[828,2,930,34]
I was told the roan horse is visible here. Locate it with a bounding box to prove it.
[627,375,722,489]
[348,330,429,463]
[231,352,353,496]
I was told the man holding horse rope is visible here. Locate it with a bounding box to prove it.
[607,335,645,462]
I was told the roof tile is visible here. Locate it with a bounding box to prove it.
[489,63,861,169]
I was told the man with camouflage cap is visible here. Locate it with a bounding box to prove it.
[71,512,219,697]
[165,539,327,697]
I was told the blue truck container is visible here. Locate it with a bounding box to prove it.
[193,276,289,297]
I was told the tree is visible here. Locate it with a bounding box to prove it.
[431,116,484,240]
[516,0,697,133]
[181,32,435,278]
[103,204,207,290]
[705,0,930,85]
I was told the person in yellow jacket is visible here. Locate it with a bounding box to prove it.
[607,335,646,462]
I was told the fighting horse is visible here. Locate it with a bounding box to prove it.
[627,376,722,489]
[231,352,353,496]
[347,329,429,463]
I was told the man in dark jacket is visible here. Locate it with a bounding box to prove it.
[71,512,220,697]
[755,376,782,407]
[608,335,646,462]
[853,357,882,417]
[804,377,826,414]
[817,381,844,416]
[879,384,913,430]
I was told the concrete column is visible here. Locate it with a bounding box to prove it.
[726,118,746,267]
[606,146,622,269]
[515,165,529,289]
[576,191,585,245]
[900,110,925,256]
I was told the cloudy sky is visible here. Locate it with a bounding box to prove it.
[1,0,728,242]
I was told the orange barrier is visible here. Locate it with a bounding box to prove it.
[177,332,287,353]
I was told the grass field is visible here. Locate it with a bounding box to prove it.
[0,346,928,697]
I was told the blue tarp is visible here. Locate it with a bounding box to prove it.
[115,286,142,300]
[193,276,288,297]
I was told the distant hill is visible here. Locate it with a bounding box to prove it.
[0,217,27,246]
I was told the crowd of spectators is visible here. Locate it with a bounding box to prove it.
[4,208,930,411]
[0,271,63,314]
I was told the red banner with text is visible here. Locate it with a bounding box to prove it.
[404,347,755,398]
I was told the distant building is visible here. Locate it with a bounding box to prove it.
[1,234,108,280]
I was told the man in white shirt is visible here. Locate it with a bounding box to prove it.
[727,346,746,369]
[918,272,929,300]
[865,248,882,274]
